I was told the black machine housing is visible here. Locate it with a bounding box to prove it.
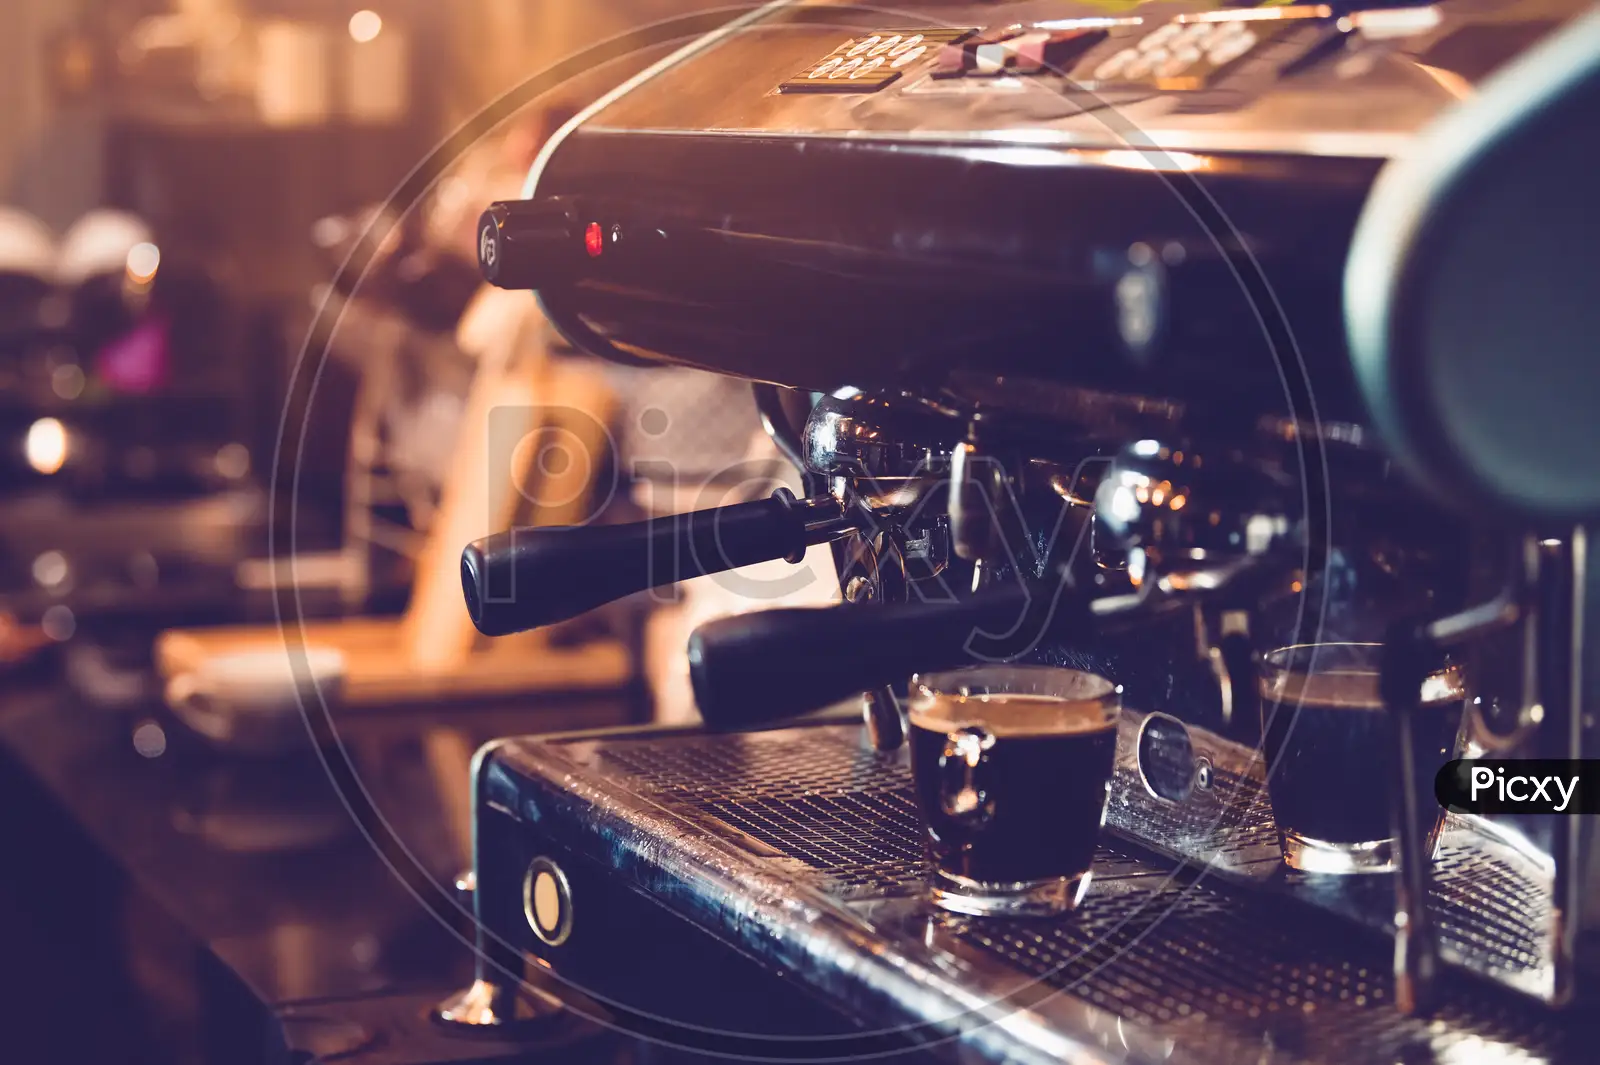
[457,1,1600,1061]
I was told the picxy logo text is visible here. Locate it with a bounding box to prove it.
[1436,760,1599,815]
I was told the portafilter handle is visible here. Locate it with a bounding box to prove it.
[461,489,848,637]
[688,583,1104,730]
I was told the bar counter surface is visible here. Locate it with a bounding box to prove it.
[0,667,636,1065]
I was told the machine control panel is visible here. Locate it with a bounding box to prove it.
[1087,7,1341,90]
[778,27,976,93]
[777,6,1348,98]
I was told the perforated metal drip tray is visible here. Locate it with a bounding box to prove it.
[489,722,1596,1065]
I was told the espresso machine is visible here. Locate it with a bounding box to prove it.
[440,1,1600,1060]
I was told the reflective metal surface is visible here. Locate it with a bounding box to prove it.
[582,1,1547,154]
[524,0,1589,416]
[433,977,567,1030]
[803,390,959,481]
[482,721,1592,1063]
[465,0,1600,1037]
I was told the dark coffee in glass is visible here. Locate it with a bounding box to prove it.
[908,667,1120,917]
[1259,643,1465,874]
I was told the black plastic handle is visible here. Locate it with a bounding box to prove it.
[476,198,585,290]
[687,584,1097,730]
[462,492,811,637]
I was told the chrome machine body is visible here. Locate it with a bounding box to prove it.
[453,1,1600,1060]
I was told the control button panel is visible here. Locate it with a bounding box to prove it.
[779,28,975,93]
[933,25,1108,78]
[1085,7,1340,91]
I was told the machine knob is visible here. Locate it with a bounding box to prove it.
[476,198,587,290]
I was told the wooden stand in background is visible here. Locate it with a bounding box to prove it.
[155,289,633,711]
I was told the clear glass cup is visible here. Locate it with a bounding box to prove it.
[1258,642,1465,874]
[907,666,1121,917]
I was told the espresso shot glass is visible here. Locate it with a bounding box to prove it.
[1259,642,1466,874]
[907,666,1121,917]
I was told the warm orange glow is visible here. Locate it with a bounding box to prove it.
[1414,63,1473,100]
[31,551,69,589]
[349,10,383,43]
[1180,5,1331,22]
[1098,149,1211,173]
[25,418,67,475]
[125,242,160,284]
[1169,494,1187,511]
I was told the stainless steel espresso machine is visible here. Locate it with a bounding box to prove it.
[441,1,1600,1061]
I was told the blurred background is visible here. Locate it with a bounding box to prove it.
[0,2,836,1061]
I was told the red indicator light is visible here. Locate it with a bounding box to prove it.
[584,222,604,258]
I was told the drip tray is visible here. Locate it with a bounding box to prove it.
[489,723,1595,1065]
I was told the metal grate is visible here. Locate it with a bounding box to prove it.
[707,791,924,874]
[596,727,894,798]
[596,728,928,895]
[1110,764,1282,857]
[1433,843,1552,977]
[949,875,1578,1065]
[551,725,1588,1063]
[1274,839,1552,981]
[583,726,1554,976]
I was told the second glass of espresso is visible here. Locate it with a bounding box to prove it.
[1259,642,1466,874]
[908,666,1121,917]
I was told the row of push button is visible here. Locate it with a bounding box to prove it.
[1090,8,1334,88]
[809,43,930,82]
[1093,20,1260,82]
[778,9,1328,95]
[845,33,931,59]
[779,27,972,93]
